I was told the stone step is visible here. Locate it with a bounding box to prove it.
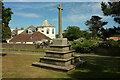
[32,62,75,72]
[46,50,75,54]
[50,45,69,47]
[40,57,74,62]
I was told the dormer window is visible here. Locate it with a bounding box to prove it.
[46,29,49,34]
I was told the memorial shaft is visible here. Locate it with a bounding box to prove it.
[57,4,63,38]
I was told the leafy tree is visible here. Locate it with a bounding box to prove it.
[100,26,120,40]
[2,2,13,41]
[101,1,120,24]
[85,16,108,40]
[63,26,83,41]
[81,30,92,39]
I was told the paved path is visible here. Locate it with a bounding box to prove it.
[1,50,120,58]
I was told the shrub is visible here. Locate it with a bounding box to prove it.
[71,38,99,53]
[35,39,52,48]
[36,44,40,48]
[99,39,120,48]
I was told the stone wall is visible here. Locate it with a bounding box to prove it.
[2,43,49,50]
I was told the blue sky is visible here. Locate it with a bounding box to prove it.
[4,2,118,34]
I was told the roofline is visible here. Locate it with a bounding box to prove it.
[37,26,56,28]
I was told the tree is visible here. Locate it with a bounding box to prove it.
[81,30,92,39]
[63,26,83,41]
[100,26,120,40]
[2,2,13,41]
[101,1,120,24]
[85,16,108,40]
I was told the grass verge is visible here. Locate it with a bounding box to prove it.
[2,52,120,78]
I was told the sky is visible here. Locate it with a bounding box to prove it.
[3,1,118,34]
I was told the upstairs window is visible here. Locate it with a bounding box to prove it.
[46,29,49,34]
[52,29,54,34]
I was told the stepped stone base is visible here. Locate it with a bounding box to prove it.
[32,62,75,72]
[32,38,84,72]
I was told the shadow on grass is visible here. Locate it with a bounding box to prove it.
[0,53,7,56]
[68,57,120,79]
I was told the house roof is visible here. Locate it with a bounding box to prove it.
[21,25,36,34]
[37,19,55,28]
[107,37,120,41]
[10,31,51,42]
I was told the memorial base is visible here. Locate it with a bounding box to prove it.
[32,38,83,72]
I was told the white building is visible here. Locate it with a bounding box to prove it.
[37,19,56,39]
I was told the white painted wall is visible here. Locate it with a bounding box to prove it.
[17,30,24,35]
[26,42,33,44]
[37,27,56,39]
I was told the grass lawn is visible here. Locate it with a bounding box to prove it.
[2,52,120,79]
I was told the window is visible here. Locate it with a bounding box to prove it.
[52,29,54,34]
[46,29,49,34]
[42,30,44,32]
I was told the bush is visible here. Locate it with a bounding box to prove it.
[71,38,99,53]
[99,39,120,48]
[35,39,52,48]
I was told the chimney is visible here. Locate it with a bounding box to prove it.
[21,27,24,30]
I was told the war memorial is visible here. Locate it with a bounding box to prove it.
[32,4,84,72]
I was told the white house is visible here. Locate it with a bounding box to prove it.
[37,19,56,39]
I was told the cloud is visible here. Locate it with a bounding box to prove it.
[52,18,57,22]
[63,3,111,24]
[15,12,40,18]
[4,3,58,11]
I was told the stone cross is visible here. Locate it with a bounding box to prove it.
[57,4,63,38]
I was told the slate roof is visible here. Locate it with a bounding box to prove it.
[10,31,51,42]
[37,19,55,28]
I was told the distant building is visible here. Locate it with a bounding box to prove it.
[107,37,120,41]
[12,27,24,36]
[9,19,56,44]
[37,19,56,39]
[9,31,51,44]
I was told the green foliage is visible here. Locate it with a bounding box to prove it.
[56,34,59,38]
[101,1,120,24]
[63,26,92,41]
[35,40,51,48]
[85,16,108,40]
[100,26,120,40]
[2,2,13,41]
[81,30,92,39]
[71,38,99,53]
[99,39,120,48]
[63,26,82,41]
[36,44,40,48]
[2,24,11,40]
[42,40,50,46]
